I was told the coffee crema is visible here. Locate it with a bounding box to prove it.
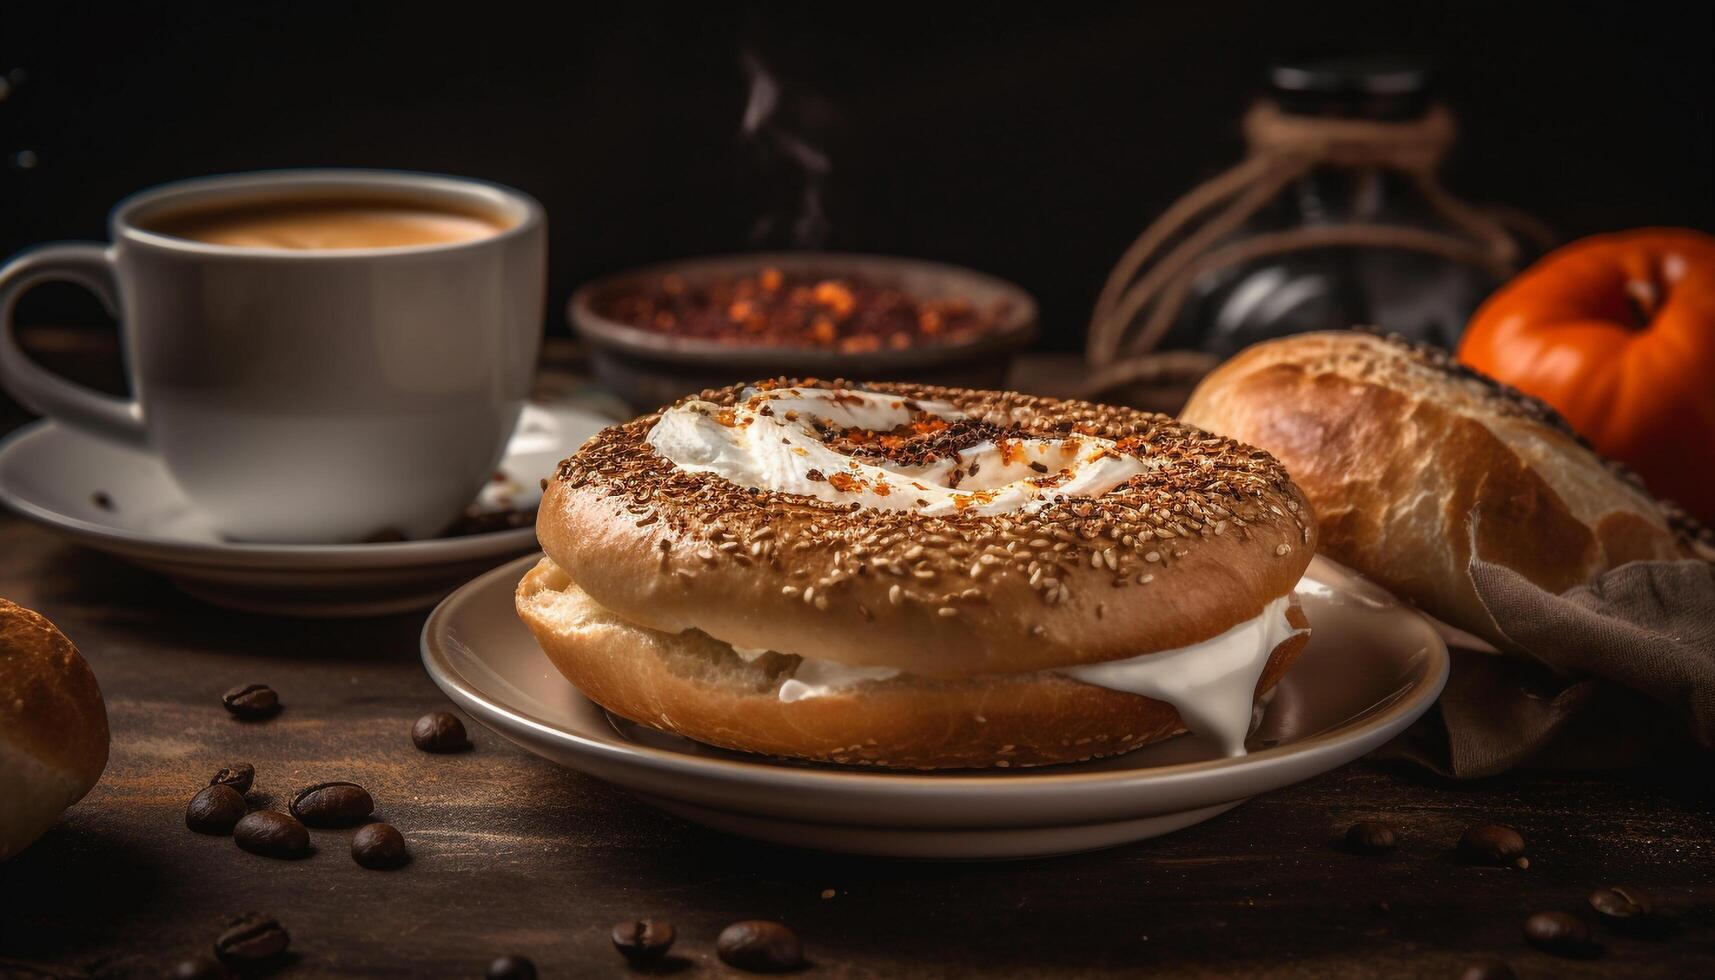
[145,198,510,250]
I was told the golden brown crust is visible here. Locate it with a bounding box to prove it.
[516,559,1309,769]
[0,598,109,783]
[538,379,1317,678]
[1180,332,1690,648]
[1,597,110,858]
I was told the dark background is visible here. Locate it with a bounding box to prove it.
[2,1,1711,351]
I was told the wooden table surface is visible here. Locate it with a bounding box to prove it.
[2,357,1713,979]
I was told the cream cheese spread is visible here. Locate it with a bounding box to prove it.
[647,386,1151,517]
[714,595,1302,755]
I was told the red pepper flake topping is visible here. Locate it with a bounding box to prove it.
[827,472,863,493]
[597,268,1010,351]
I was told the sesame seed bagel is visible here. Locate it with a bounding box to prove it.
[535,380,1317,680]
[520,380,1319,769]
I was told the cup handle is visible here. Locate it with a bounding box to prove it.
[0,242,146,446]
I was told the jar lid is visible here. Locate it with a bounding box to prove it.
[1267,55,1432,120]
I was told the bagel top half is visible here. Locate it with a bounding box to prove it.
[537,379,1316,680]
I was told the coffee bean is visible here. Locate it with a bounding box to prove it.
[289,781,374,827]
[210,763,254,795]
[1523,911,1597,958]
[351,822,409,870]
[717,920,804,973]
[1343,820,1398,854]
[221,684,280,720]
[1457,957,1516,980]
[611,918,675,962]
[233,811,310,859]
[412,711,471,752]
[1588,884,1664,935]
[1459,824,1526,866]
[1588,884,1653,921]
[170,955,235,979]
[213,913,290,967]
[486,955,537,980]
[186,784,247,835]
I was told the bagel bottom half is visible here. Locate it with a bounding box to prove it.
[516,558,1311,770]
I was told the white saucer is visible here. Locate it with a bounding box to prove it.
[421,554,1449,859]
[0,404,613,617]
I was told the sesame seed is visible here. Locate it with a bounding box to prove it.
[937,606,958,618]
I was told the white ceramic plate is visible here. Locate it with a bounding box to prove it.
[0,404,611,616]
[421,554,1449,859]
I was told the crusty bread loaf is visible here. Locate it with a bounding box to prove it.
[1180,332,1699,650]
[1,597,109,860]
[515,557,1310,769]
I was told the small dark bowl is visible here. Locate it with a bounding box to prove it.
[569,252,1038,412]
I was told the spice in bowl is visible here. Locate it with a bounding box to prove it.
[596,266,1011,353]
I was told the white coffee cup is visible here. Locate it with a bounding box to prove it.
[0,170,546,543]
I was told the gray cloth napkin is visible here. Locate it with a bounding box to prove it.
[1379,554,1715,778]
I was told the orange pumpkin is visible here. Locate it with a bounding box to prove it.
[1458,228,1715,523]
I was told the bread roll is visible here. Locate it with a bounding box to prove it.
[1,597,110,860]
[1180,331,1702,650]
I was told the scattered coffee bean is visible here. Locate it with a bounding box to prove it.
[1343,820,1398,854]
[351,822,409,870]
[186,784,247,835]
[486,955,537,980]
[1523,911,1597,958]
[1588,884,1664,934]
[412,711,471,752]
[170,955,235,979]
[611,918,675,963]
[717,920,804,973]
[233,811,310,859]
[289,781,374,827]
[213,913,290,967]
[1457,957,1516,980]
[1588,884,1652,921]
[209,763,255,795]
[1459,824,1526,866]
[221,684,280,720]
